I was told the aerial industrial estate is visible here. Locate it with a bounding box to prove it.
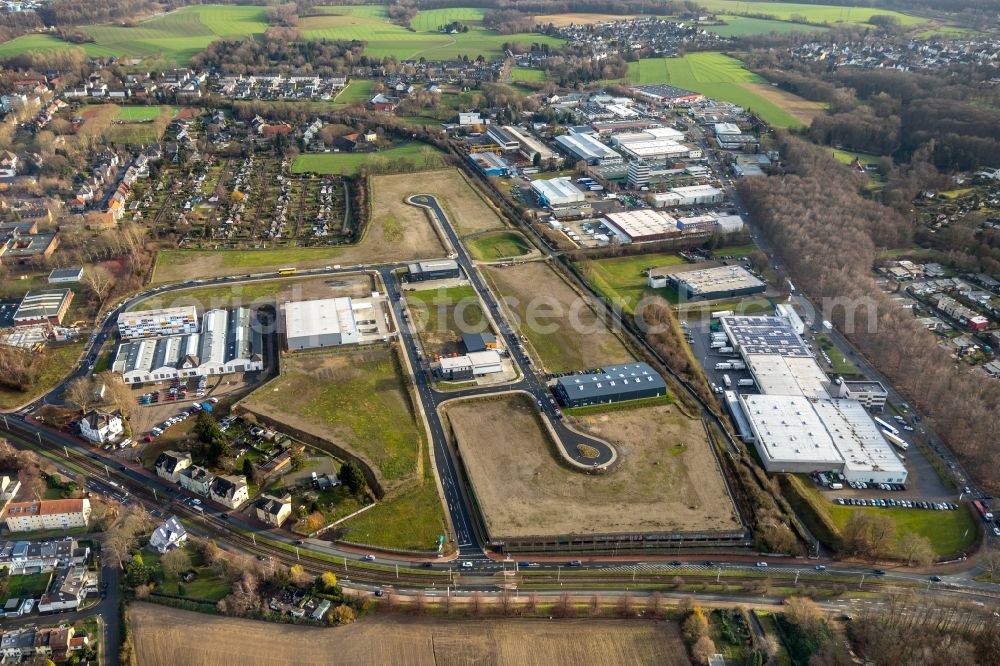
[0,0,997,663]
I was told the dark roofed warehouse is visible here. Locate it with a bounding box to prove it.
[554,363,667,408]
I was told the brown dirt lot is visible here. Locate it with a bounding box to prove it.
[483,261,633,372]
[134,274,375,311]
[445,395,740,539]
[375,168,506,237]
[130,603,691,666]
[536,12,643,26]
[739,82,826,126]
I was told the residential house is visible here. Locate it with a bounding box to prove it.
[255,493,292,527]
[149,515,187,553]
[78,410,124,444]
[179,465,215,497]
[209,475,249,509]
[155,451,193,483]
[0,629,36,659]
[37,565,91,613]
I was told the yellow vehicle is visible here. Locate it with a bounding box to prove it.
[277,268,297,276]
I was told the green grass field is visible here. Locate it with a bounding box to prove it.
[511,67,546,83]
[692,0,924,27]
[704,15,828,36]
[406,285,488,354]
[333,79,375,105]
[831,149,883,166]
[291,143,445,176]
[0,5,267,65]
[301,5,562,61]
[620,52,805,128]
[577,253,686,313]
[1,572,51,602]
[115,106,168,121]
[466,231,533,261]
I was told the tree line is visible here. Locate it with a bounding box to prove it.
[738,135,1000,494]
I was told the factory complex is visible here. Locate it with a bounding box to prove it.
[720,315,907,484]
[649,265,766,301]
[112,307,264,385]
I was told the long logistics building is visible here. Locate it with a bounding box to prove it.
[720,315,907,484]
[554,363,666,408]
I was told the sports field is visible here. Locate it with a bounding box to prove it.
[333,79,375,105]
[131,603,692,666]
[692,0,924,27]
[446,395,739,539]
[512,67,546,83]
[704,15,828,36]
[291,143,445,176]
[622,52,824,128]
[78,104,177,144]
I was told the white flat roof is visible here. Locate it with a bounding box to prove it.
[531,177,584,205]
[745,354,829,399]
[467,350,502,367]
[739,394,844,466]
[555,133,621,160]
[621,140,691,159]
[645,126,685,140]
[671,184,724,196]
[812,399,907,475]
[119,305,197,323]
[715,122,741,136]
[603,210,677,240]
[284,297,356,340]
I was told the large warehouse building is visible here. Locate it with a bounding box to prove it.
[112,307,264,384]
[530,177,585,209]
[13,289,73,327]
[283,297,359,350]
[554,363,666,408]
[671,265,766,301]
[720,315,907,484]
[601,210,678,243]
[554,132,622,165]
[650,185,725,208]
[501,125,561,164]
[118,306,198,339]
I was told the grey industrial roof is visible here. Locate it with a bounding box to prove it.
[13,289,71,321]
[720,316,811,357]
[556,363,666,400]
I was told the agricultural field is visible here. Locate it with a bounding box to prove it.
[0,5,269,65]
[466,230,534,262]
[291,143,445,176]
[483,261,633,373]
[621,52,824,128]
[406,285,489,355]
[703,15,828,37]
[241,347,423,490]
[130,603,692,666]
[535,13,644,26]
[299,5,563,61]
[831,149,883,167]
[576,252,686,313]
[151,170,446,283]
[692,0,925,27]
[446,395,739,539]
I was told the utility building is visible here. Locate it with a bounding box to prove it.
[407,259,460,282]
[554,363,666,408]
